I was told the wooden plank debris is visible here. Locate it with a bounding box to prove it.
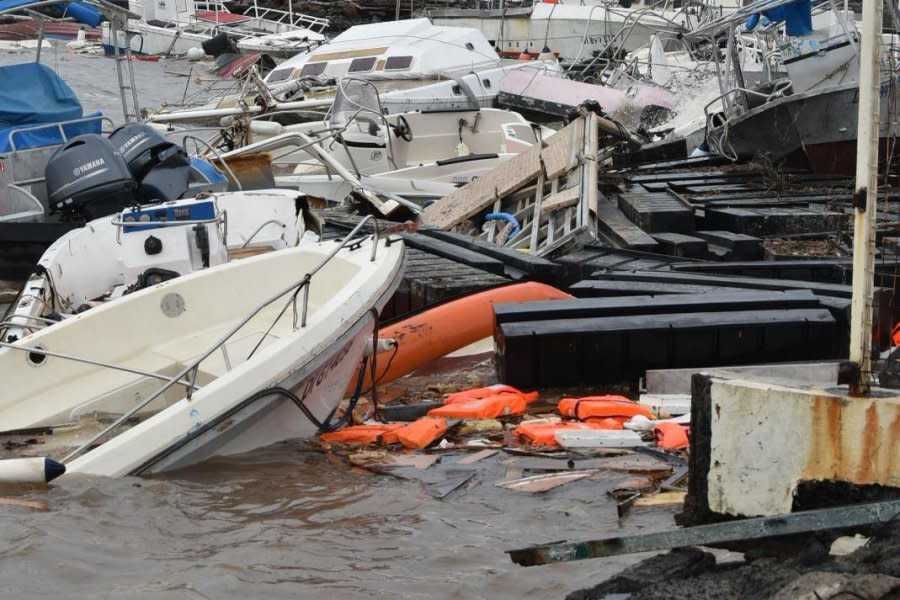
[456,449,499,465]
[495,470,596,493]
[419,119,581,229]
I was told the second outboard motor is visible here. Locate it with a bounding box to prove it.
[45,134,136,220]
[109,123,192,203]
[202,32,236,58]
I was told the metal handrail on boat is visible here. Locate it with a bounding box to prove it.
[566,5,687,78]
[0,341,202,391]
[240,219,287,248]
[110,203,228,245]
[703,80,793,161]
[181,134,243,191]
[7,115,116,152]
[61,215,382,464]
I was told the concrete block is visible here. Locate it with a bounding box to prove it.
[691,377,900,518]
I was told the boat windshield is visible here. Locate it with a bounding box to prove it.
[328,78,384,129]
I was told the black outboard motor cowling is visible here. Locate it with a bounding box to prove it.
[108,123,192,203]
[109,122,172,180]
[45,134,136,220]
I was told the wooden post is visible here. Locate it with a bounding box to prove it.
[848,0,883,394]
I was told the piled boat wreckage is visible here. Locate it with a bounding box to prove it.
[0,0,899,596]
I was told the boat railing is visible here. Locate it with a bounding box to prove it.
[181,134,243,191]
[241,5,329,33]
[0,184,45,223]
[566,6,684,79]
[56,215,382,464]
[191,0,328,33]
[240,219,287,248]
[110,210,228,245]
[7,115,115,153]
[703,80,793,161]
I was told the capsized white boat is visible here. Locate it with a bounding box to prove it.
[0,220,404,477]
[264,18,501,89]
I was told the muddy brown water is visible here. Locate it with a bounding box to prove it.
[0,443,675,599]
[0,46,675,599]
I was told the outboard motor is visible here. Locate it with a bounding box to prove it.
[45,134,136,220]
[109,123,193,203]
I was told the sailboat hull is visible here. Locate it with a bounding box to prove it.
[708,80,900,174]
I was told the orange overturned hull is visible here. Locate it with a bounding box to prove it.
[355,282,572,393]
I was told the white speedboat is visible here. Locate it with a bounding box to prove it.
[102,0,328,57]
[230,81,553,205]
[2,190,303,343]
[0,220,404,477]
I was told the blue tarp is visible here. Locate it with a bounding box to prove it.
[0,63,95,153]
[0,63,82,129]
[745,0,813,36]
[0,112,103,152]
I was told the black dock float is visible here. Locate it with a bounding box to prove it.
[400,233,506,276]
[704,207,848,237]
[493,290,822,325]
[594,270,858,298]
[569,279,747,297]
[420,229,562,281]
[553,244,695,282]
[381,247,508,321]
[692,230,763,260]
[495,309,841,388]
[618,192,694,233]
[651,232,709,258]
[594,201,659,251]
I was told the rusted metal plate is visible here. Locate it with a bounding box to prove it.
[707,378,900,517]
[419,120,582,229]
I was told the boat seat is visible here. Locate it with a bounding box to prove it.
[227,244,277,261]
[15,348,186,427]
[151,322,284,380]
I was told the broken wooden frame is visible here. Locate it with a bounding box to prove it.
[420,109,631,256]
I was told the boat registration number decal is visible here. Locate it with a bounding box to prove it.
[293,337,356,404]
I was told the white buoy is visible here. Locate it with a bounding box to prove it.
[186,47,205,61]
[248,120,284,136]
[0,457,66,483]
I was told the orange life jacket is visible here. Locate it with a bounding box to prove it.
[584,417,627,430]
[654,422,690,450]
[429,394,530,419]
[319,423,404,446]
[394,417,447,449]
[444,385,538,405]
[558,396,654,420]
[892,322,900,347]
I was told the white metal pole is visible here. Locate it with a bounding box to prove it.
[848,0,883,394]
[396,0,401,20]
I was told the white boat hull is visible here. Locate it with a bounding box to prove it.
[0,235,405,478]
[112,300,378,475]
